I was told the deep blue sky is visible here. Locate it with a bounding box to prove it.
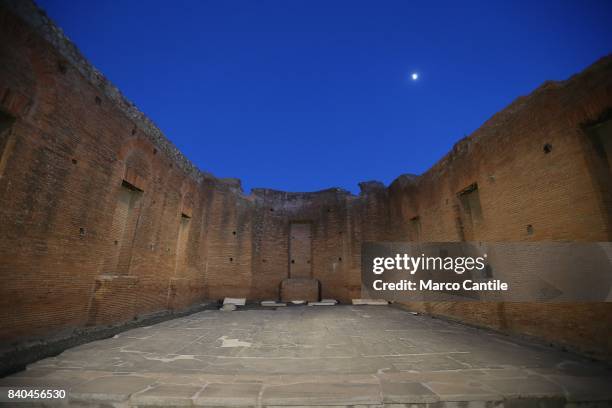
[38,0,612,194]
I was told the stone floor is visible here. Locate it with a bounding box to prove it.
[1,305,611,407]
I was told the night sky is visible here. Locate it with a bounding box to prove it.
[38,0,612,193]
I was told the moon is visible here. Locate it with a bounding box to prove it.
[411,72,419,81]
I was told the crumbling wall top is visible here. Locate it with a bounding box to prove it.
[1,0,206,183]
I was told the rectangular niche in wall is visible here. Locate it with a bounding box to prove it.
[0,110,15,179]
[586,116,612,171]
[289,222,312,278]
[409,216,421,241]
[584,115,612,238]
[458,183,482,241]
[175,213,191,274]
[103,180,143,275]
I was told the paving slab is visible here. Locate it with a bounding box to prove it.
[194,382,262,406]
[423,380,503,402]
[1,306,610,407]
[261,382,381,406]
[131,383,202,406]
[69,375,154,402]
[380,380,439,403]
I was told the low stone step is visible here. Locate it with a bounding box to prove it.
[352,298,389,305]
[223,297,246,306]
[308,300,337,306]
[261,300,286,307]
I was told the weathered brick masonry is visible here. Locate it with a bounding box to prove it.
[0,0,611,361]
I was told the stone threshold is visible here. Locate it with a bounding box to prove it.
[3,371,612,407]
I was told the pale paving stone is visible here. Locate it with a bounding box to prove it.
[69,375,154,402]
[379,370,487,384]
[380,380,439,403]
[424,380,503,402]
[261,382,382,406]
[154,373,207,385]
[131,383,202,406]
[194,382,262,406]
[391,354,468,371]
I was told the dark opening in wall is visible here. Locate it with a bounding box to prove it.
[586,117,612,169]
[175,213,191,274]
[526,224,534,235]
[57,61,67,74]
[457,183,483,241]
[409,216,421,241]
[582,112,612,238]
[102,180,143,275]
[0,110,16,179]
[543,143,553,154]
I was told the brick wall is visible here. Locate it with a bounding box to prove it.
[0,0,611,362]
[387,58,612,361]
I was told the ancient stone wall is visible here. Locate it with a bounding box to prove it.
[0,1,390,345]
[0,0,611,361]
[387,59,612,360]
